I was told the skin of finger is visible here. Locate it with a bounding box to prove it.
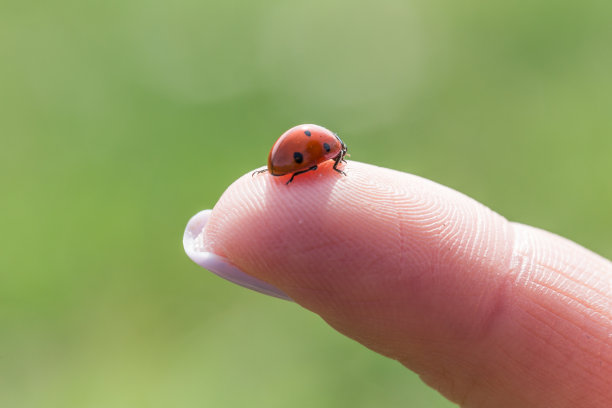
[202,161,612,408]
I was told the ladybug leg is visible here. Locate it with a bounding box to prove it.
[287,165,317,184]
[252,168,268,177]
[332,151,347,176]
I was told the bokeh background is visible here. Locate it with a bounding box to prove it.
[2,0,611,406]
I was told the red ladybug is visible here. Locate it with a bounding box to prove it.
[255,124,347,184]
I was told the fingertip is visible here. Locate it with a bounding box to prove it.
[200,160,513,313]
[184,209,293,301]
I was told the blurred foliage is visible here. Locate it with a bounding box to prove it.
[1,0,611,406]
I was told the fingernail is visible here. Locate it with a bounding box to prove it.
[183,209,293,302]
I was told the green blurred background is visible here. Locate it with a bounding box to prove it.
[2,0,611,406]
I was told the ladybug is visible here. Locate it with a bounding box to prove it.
[254,124,347,184]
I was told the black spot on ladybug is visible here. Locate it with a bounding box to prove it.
[323,142,331,152]
[293,152,303,164]
[304,130,311,137]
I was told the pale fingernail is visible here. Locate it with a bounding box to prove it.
[183,209,293,302]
